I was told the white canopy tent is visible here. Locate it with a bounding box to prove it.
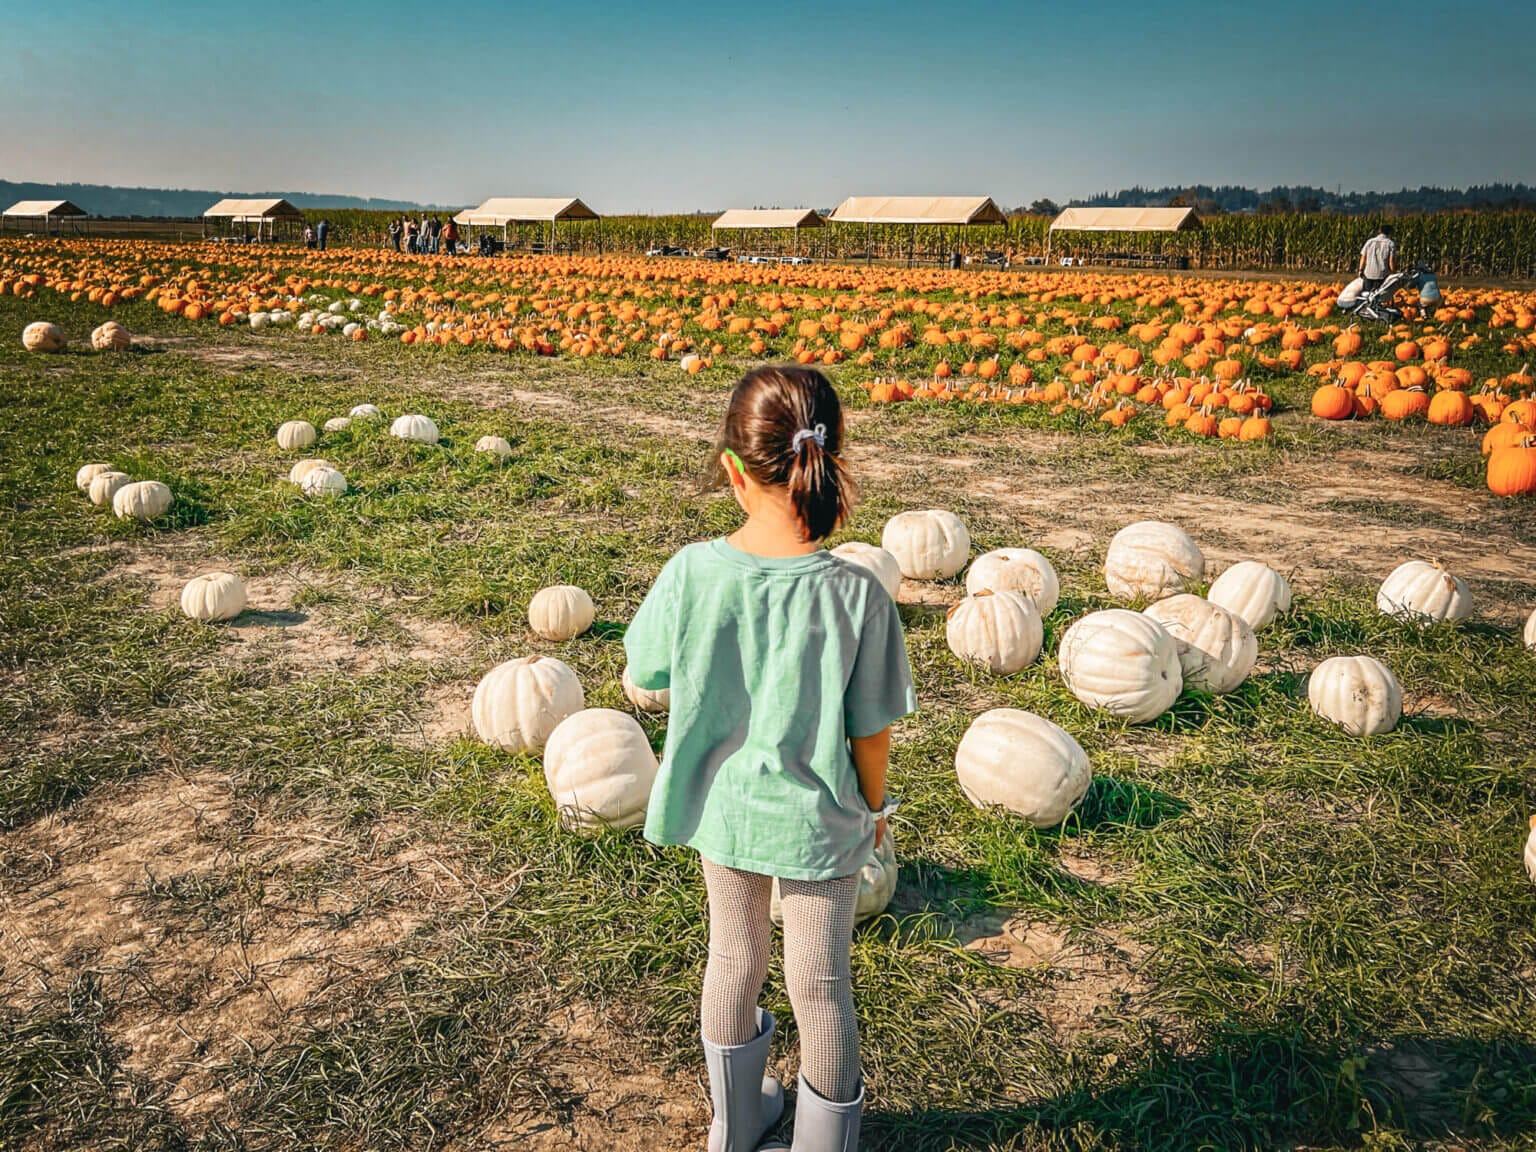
[1046,206,1201,262]
[2,199,88,235]
[452,197,601,251]
[202,198,305,241]
[711,208,824,256]
[828,195,1007,264]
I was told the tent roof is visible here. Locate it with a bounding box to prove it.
[203,197,305,220]
[453,197,599,226]
[828,196,1006,226]
[3,199,87,218]
[712,208,825,230]
[1049,206,1201,233]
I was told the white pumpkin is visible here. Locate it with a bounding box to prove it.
[88,471,131,507]
[880,510,970,580]
[1207,560,1292,630]
[1376,561,1472,624]
[180,572,247,622]
[390,414,440,444]
[954,708,1092,827]
[249,312,271,331]
[1143,594,1257,695]
[471,655,585,754]
[276,420,317,450]
[1525,816,1536,884]
[22,322,64,353]
[528,585,596,641]
[300,466,348,497]
[965,548,1060,617]
[679,353,702,373]
[350,403,383,419]
[323,416,352,433]
[1525,608,1536,650]
[1308,655,1402,736]
[475,435,513,460]
[90,322,131,351]
[622,667,670,713]
[1058,609,1183,722]
[771,829,897,926]
[76,463,113,493]
[112,480,173,522]
[1103,521,1204,602]
[288,458,333,485]
[542,708,658,833]
[830,541,902,600]
[945,591,1043,675]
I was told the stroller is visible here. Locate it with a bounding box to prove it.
[1338,263,1441,323]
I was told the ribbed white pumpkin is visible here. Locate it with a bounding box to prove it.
[76,463,113,493]
[771,830,897,926]
[275,420,317,450]
[1525,816,1536,884]
[112,480,173,521]
[965,548,1060,617]
[88,471,131,507]
[390,414,440,444]
[831,541,902,600]
[300,466,348,497]
[22,322,64,353]
[1143,594,1257,695]
[1376,561,1472,624]
[475,435,513,460]
[471,655,585,754]
[880,510,970,580]
[249,312,271,331]
[90,322,131,351]
[288,458,332,485]
[621,667,670,713]
[1308,655,1402,736]
[542,709,658,833]
[350,403,383,419]
[1058,609,1183,722]
[1103,521,1204,602]
[954,708,1092,827]
[1207,561,1292,630]
[323,416,352,433]
[1525,608,1536,650]
[946,590,1043,674]
[180,572,247,622]
[528,585,595,641]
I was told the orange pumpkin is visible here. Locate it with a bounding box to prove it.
[1487,437,1536,496]
[1311,384,1355,421]
[1426,391,1474,427]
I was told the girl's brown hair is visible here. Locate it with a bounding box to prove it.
[716,365,855,541]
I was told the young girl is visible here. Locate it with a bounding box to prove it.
[625,366,916,1151]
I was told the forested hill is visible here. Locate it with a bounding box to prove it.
[0,181,435,217]
[1073,184,1536,214]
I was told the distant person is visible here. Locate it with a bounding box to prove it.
[1359,224,1396,291]
[303,224,315,249]
[404,218,418,254]
[419,214,431,253]
[387,217,402,252]
[316,219,330,251]
[443,216,459,256]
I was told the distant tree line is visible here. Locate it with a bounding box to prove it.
[1024,184,1536,216]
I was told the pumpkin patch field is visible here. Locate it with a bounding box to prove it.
[2,238,1535,1152]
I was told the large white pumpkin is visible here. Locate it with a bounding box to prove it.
[1526,816,1536,884]
[1376,561,1472,624]
[475,435,513,460]
[90,322,131,351]
[1526,607,1536,650]
[1308,655,1402,736]
[542,708,658,833]
[771,829,897,926]
[831,541,902,600]
[946,591,1043,675]
[528,585,595,641]
[390,414,440,444]
[276,420,317,450]
[621,667,670,713]
[249,312,271,332]
[288,458,333,485]
[965,548,1060,617]
[1207,560,1293,630]
[88,471,131,507]
[1058,609,1183,722]
[180,572,247,622]
[76,463,113,493]
[22,322,64,353]
[471,655,585,754]
[300,466,348,497]
[323,416,352,433]
[1143,594,1257,695]
[112,480,173,522]
[1103,521,1204,602]
[880,510,970,580]
[350,403,383,419]
[954,708,1092,827]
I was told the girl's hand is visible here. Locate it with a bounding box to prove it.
[874,816,887,849]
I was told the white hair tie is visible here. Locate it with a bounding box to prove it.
[791,423,827,453]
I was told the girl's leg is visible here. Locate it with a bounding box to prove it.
[700,858,773,1045]
[778,873,860,1103]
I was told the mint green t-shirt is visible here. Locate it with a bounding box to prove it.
[624,538,917,881]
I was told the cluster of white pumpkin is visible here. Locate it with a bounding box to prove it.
[74,463,172,522]
[248,296,406,339]
[23,320,133,353]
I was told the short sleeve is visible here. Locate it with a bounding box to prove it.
[624,557,681,691]
[845,594,917,739]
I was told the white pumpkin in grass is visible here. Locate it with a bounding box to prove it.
[323,416,352,433]
[1104,521,1204,602]
[1526,608,1536,650]
[249,312,271,331]
[954,708,1091,827]
[946,591,1043,675]
[475,435,513,460]
[88,471,131,507]
[275,420,317,450]
[542,708,658,833]
[1376,561,1472,624]
[76,463,113,493]
[471,655,585,754]
[1143,594,1257,695]
[622,667,670,713]
[300,466,348,497]
[1207,561,1292,630]
[1307,655,1402,736]
[1526,816,1536,884]
[965,548,1060,617]
[1058,609,1182,722]
[22,322,64,353]
[831,541,902,600]
[390,414,440,444]
[288,458,333,485]
[771,829,897,926]
[180,572,247,622]
[90,322,131,351]
[112,480,173,522]
[350,403,383,419]
[880,510,970,580]
[529,585,595,641]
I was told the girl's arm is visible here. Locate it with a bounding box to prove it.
[850,726,890,846]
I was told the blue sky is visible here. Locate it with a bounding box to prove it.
[2,0,1530,211]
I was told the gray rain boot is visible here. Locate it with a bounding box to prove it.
[703,1007,788,1151]
[790,1073,862,1152]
